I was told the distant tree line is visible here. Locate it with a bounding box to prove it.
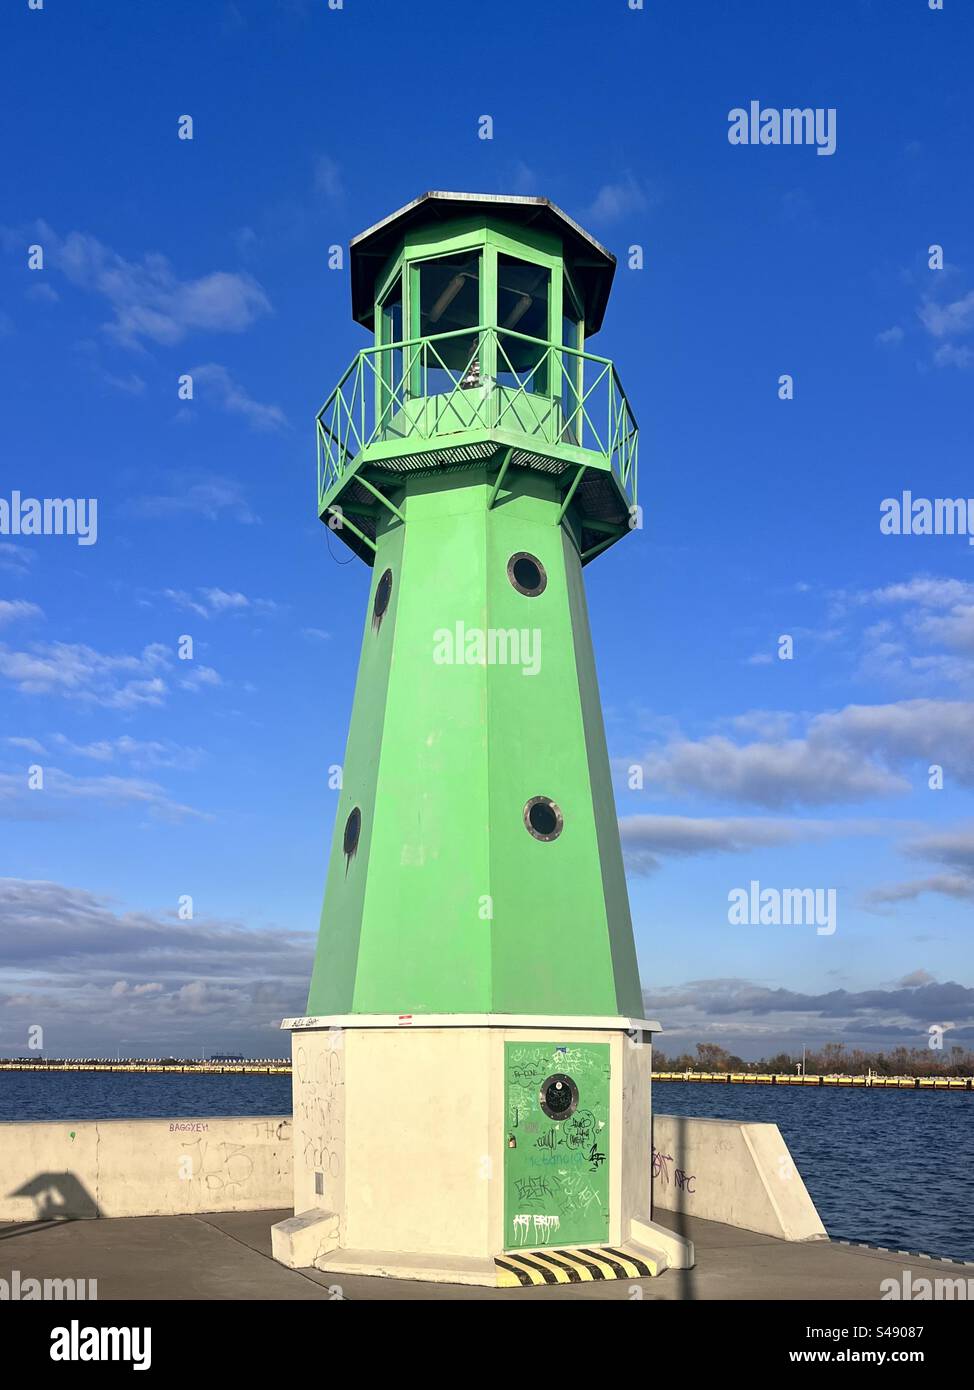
[654,1042,974,1077]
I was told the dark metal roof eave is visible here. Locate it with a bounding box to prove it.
[348,191,617,337]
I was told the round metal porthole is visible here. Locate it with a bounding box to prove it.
[524,795,563,842]
[539,1073,579,1121]
[373,568,393,621]
[507,551,547,597]
[342,806,361,857]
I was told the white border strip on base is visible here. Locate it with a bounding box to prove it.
[280,1013,662,1033]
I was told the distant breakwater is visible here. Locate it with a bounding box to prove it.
[2,1061,972,1089]
[0,1060,289,1075]
[655,1071,973,1091]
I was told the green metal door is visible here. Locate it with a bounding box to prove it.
[504,1041,610,1250]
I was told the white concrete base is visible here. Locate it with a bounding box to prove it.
[631,1214,695,1270]
[272,1019,667,1284]
[270,1207,340,1269]
[308,1247,500,1287]
[307,1239,671,1287]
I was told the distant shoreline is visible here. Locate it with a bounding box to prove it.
[0,1060,289,1075]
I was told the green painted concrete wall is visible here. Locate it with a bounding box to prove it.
[306,459,642,1017]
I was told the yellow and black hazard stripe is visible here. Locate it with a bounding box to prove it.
[496,1245,660,1287]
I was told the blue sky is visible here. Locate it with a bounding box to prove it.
[1,0,973,1058]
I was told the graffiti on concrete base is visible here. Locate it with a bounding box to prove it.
[652,1147,696,1194]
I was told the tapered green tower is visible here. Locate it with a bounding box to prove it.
[309,192,641,1016]
[274,194,683,1287]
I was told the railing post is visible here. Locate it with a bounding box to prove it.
[481,326,497,430]
[360,351,367,454]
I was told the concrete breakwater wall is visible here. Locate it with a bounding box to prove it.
[0,1115,293,1222]
[652,1114,827,1242]
[1,1113,827,1243]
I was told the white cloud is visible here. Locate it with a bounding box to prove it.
[898,969,937,987]
[25,222,273,348]
[234,226,259,260]
[840,576,974,688]
[641,730,906,808]
[641,976,974,1056]
[876,325,904,346]
[865,874,974,905]
[635,696,974,809]
[312,154,344,203]
[0,640,220,709]
[48,734,204,770]
[189,363,288,432]
[179,664,221,692]
[0,878,313,1054]
[906,824,974,875]
[0,766,208,824]
[726,710,796,740]
[813,699,974,771]
[509,161,538,194]
[26,281,59,304]
[918,290,974,339]
[867,577,972,608]
[933,343,974,369]
[5,736,47,755]
[864,823,974,910]
[0,599,42,627]
[913,605,974,655]
[126,474,257,524]
[0,639,172,708]
[163,586,277,619]
[584,174,650,224]
[98,369,147,394]
[620,813,866,874]
[0,544,32,575]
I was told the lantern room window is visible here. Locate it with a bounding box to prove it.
[418,252,480,336]
[416,252,482,393]
[497,255,550,395]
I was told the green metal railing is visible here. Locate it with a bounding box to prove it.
[315,326,638,514]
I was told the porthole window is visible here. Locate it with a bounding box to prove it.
[507,551,546,597]
[539,1073,579,1121]
[343,806,361,858]
[373,568,393,620]
[524,795,563,842]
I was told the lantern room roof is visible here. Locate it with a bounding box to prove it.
[349,191,617,337]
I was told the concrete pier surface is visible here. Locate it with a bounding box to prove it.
[0,1208,965,1300]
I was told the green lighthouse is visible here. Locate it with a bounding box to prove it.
[273,194,689,1287]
